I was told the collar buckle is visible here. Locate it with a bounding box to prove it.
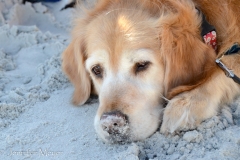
[215,59,234,78]
[215,43,240,84]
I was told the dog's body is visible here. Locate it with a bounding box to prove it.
[62,0,240,143]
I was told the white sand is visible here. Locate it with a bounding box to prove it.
[0,0,239,159]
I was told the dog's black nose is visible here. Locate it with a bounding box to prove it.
[100,111,128,135]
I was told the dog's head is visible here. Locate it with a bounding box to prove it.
[62,0,216,143]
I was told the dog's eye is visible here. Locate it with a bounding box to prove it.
[92,65,103,78]
[135,61,151,73]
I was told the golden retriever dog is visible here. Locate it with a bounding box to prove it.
[62,0,240,143]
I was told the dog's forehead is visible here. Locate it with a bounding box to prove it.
[87,48,154,61]
[85,10,159,55]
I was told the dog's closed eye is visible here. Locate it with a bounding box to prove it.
[135,61,151,74]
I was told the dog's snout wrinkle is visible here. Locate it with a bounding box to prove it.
[101,111,128,120]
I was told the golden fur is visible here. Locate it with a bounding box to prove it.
[62,0,240,142]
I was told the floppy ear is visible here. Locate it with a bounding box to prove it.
[163,39,218,99]
[62,38,91,105]
[158,0,218,99]
[61,0,116,105]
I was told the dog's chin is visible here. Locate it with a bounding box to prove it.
[102,132,132,144]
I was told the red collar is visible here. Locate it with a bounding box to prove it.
[203,30,217,51]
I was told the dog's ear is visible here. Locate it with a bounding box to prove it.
[61,0,116,105]
[157,0,218,99]
[163,40,217,99]
[62,38,91,105]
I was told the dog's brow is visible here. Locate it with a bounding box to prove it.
[85,50,108,69]
[130,49,154,62]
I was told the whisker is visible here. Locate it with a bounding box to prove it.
[105,8,137,15]
[160,93,170,102]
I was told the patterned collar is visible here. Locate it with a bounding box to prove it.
[197,8,218,51]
